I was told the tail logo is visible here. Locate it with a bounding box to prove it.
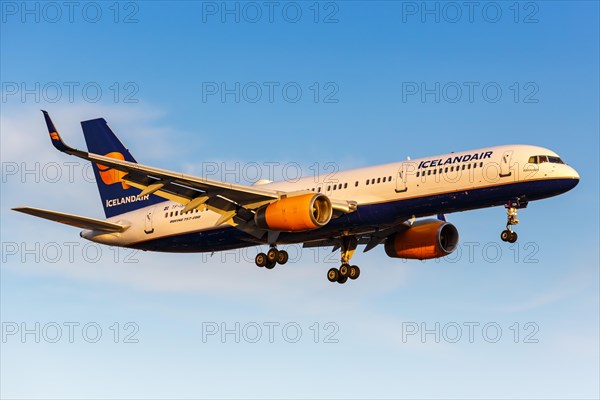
[50,132,60,140]
[96,152,130,189]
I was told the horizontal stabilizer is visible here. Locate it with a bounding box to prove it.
[12,207,128,232]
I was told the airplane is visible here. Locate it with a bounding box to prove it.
[12,111,580,284]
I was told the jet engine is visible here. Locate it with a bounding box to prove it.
[384,219,459,260]
[255,193,332,232]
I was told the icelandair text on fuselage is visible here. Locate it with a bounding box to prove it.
[106,194,150,208]
[418,151,493,169]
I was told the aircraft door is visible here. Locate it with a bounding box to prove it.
[144,207,155,234]
[395,164,408,193]
[500,150,513,177]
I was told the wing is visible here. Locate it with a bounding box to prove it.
[42,111,357,235]
[12,206,129,232]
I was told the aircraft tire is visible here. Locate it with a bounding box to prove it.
[327,268,339,282]
[339,263,351,278]
[349,265,360,280]
[276,250,289,265]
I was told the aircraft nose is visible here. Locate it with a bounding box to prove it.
[565,166,580,189]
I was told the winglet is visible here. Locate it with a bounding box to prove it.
[41,110,84,155]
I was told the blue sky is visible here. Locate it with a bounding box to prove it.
[1,1,599,398]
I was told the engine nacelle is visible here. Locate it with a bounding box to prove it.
[255,193,332,232]
[384,219,459,260]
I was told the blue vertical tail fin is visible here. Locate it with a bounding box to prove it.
[81,118,166,218]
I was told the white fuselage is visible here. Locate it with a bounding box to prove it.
[82,144,579,252]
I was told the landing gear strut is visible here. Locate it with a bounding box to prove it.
[500,199,526,243]
[255,246,288,269]
[327,236,361,284]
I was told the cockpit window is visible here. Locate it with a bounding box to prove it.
[548,156,564,164]
[528,155,565,164]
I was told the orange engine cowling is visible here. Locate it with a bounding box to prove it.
[255,193,332,232]
[384,219,459,260]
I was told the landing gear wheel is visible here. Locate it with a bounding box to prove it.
[326,236,358,284]
[349,265,360,280]
[327,268,340,282]
[265,260,276,269]
[339,263,351,278]
[276,250,289,265]
[508,231,518,243]
[267,248,278,263]
[255,253,267,267]
[500,230,511,242]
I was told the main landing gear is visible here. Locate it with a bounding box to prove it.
[255,246,289,269]
[327,236,361,285]
[500,199,526,243]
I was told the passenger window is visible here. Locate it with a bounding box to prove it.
[377,178,381,184]
[366,180,369,185]
[355,181,359,187]
[480,162,483,168]
[170,212,173,217]
[450,166,454,172]
[382,177,386,183]
[318,187,321,192]
[164,213,168,218]
[389,176,392,181]
[416,171,420,177]
[344,183,348,188]
[439,168,442,174]
[371,178,375,184]
[427,170,431,176]
[327,186,331,191]
[445,167,448,173]
[468,164,471,169]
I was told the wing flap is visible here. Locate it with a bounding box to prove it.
[12,207,128,232]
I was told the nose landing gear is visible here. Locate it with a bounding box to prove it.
[500,199,527,243]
